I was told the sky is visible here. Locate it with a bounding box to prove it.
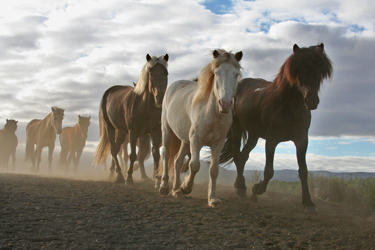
[0,0,374,173]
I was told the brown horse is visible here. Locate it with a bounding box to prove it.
[25,107,65,172]
[220,44,333,213]
[94,53,169,184]
[0,119,18,171]
[59,115,90,172]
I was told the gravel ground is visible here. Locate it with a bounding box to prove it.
[1,173,375,249]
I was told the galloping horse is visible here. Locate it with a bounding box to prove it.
[94,54,169,184]
[220,44,333,213]
[25,107,65,172]
[59,115,90,172]
[0,119,18,171]
[158,49,242,207]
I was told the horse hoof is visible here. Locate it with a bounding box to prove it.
[235,188,247,197]
[180,187,192,195]
[115,176,125,184]
[304,206,318,214]
[172,190,184,199]
[140,175,149,181]
[125,178,134,185]
[250,194,258,203]
[209,198,222,208]
[159,187,169,196]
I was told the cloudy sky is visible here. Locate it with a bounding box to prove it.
[1,0,374,172]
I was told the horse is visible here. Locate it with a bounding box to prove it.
[0,119,18,171]
[220,43,333,213]
[158,49,243,207]
[59,115,90,172]
[25,106,65,172]
[93,53,169,184]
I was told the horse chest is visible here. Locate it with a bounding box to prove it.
[197,116,231,145]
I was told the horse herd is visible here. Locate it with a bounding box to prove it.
[0,44,333,213]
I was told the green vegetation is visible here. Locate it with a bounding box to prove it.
[254,172,375,208]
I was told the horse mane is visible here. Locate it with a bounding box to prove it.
[133,55,168,95]
[192,49,242,105]
[273,44,333,91]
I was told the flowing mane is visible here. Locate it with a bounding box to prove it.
[192,50,242,105]
[133,55,168,95]
[273,44,333,91]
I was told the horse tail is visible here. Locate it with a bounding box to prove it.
[220,121,248,165]
[156,130,181,177]
[24,140,33,162]
[93,92,112,167]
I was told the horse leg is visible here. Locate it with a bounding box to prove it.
[36,145,43,172]
[251,140,278,201]
[137,135,150,180]
[172,142,190,198]
[233,126,258,197]
[295,138,317,214]
[150,130,161,180]
[48,145,54,173]
[207,141,225,207]
[67,151,72,172]
[126,131,138,185]
[113,132,126,184]
[180,138,202,195]
[159,126,172,194]
[11,151,16,172]
[122,142,128,174]
[74,149,83,172]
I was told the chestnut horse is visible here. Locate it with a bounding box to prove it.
[59,115,90,172]
[94,54,169,184]
[0,119,18,171]
[220,44,333,213]
[158,49,242,207]
[25,107,65,172]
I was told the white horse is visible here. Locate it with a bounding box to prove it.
[158,49,242,207]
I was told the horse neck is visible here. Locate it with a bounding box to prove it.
[268,79,305,110]
[42,113,55,133]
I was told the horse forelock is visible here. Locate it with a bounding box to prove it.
[275,45,333,90]
[192,50,242,105]
[133,55,168,95]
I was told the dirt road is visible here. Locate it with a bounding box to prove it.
[1,173,375,249]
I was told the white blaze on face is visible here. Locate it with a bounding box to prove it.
[214,63,240,114]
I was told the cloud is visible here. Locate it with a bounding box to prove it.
[0,0,374,169]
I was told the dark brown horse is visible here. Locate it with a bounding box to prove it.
[0,119,18,171]
[25,107,65,172]
[220,44,333,213]
[94,54,169,184]
[59,115,91,172]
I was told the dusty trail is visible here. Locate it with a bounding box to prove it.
[1,172,375,249]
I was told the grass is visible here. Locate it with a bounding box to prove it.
[249,171,375,209]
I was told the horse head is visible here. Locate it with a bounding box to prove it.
[5,119,18,133]
[212,49,243,114]
[147,54,169,107]
[51,106,64,135]
[78,115,90,139]
[286,43,333,110]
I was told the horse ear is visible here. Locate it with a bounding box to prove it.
[318,43,324,51]
[78,115,82,119]
[6,119,8,122]
[146,54,152,62]
[235,51,243,61]
[88,116,91,120]
[213,50,220,58]
[16,120,18,123]
[164,54,169,62]
[293,44,300,53]
[51,107,55,112]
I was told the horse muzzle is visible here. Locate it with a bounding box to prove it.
[218,99,232,114]
[56,128,62,135]
[304,95,320,110]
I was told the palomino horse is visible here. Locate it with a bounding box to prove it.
[0,119,18,171]
[158,49,242,207]
[59,115,90,172]
[220,44,333,213]
[25,107,65,172]
[94,54,169,184]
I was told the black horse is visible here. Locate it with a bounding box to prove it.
[220,44,333,213]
